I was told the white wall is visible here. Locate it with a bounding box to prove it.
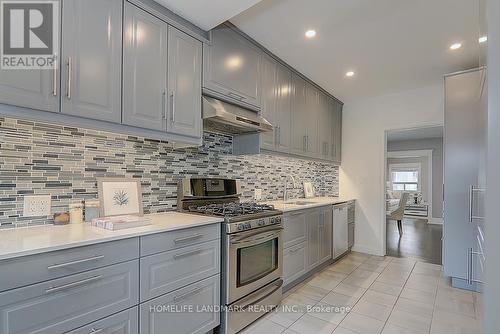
[340,84,444,255]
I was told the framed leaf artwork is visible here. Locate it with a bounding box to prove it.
[97,178,143,217]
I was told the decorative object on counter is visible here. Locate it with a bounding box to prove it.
[90,215,151,231]
[84,199,100,223]
[97,178,143,217]
[69,201,84,224]
[303,182,315,198]
[53,212,70,225]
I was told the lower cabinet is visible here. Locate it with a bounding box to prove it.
[283,241,308,286]
[140,274,220,334]
[307,209,322,270]
[319,206,333,264]
[67,307,138,334]
[0,260,139,334]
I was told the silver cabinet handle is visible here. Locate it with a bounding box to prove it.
[228,92,245,101]
[162,91,167,119]
[52,55,57,96]
[45,275,102,294]
[173,248,203,259]
[171,91,175,123]
[88,328,103,334]
[174,233,203,244]
[66,57,72,99]
[47,255,105,270]
[173,286,204,303]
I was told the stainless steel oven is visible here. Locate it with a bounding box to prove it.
[226,223,283,304]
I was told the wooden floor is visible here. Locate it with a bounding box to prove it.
[386,218,443,265]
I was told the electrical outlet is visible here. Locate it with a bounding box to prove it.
[23,195,52,217]
[254,189,262,201]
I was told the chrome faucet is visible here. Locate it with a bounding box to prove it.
[283,175,297,202]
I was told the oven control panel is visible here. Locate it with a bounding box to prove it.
[227,215,282,234]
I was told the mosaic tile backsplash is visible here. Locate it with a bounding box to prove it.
[0,117,339,227]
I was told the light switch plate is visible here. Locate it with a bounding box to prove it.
[254,188,262,201]
[23,195,52,217]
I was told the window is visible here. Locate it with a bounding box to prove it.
[390,164,420,192]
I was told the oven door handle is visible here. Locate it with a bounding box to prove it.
[230,227,283,244]
[239,279,283,311]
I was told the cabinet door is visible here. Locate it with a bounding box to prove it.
[61,0,121,122]
[67,307,138,334]
[333,206,349,258]
[283,211,307,248]
[305,83,320,157]
[123,3,167,131]
[290,74,308,155]
[283,242,308,286]
[166,26,202,138]
[319,207,333,263]
[319,95,332,160]
[260,54,277,151]
[140,275,220,334]
[275,63,292,152]
[307,209,321,270]
[203,25,261,108]
[331,101,343,162]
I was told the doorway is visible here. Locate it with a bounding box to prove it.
[384,126,444,264]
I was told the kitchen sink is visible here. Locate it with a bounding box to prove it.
[285,200,319,205]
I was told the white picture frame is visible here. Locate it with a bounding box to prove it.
[97,178,143,217]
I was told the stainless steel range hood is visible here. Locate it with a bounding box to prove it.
[202,96,273,135]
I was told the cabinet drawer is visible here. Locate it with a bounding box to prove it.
[0,260,139,334]
[140,224,220,256]
[140,274,220,334]
[283,211,307,248]
[67,307,138,334]
[0,237,139,292]
[140,240,220,302]
[283,241,308,286]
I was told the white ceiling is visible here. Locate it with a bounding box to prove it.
[153,0,263,31]
[231,0,482,102]
[387,126,443,142]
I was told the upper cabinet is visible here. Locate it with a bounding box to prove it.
[61,0,122,123]
[331,99,343,163]
[203,25,262,109]
[122,3,168,131]
[166,27,203,138]
[290,74,308,156]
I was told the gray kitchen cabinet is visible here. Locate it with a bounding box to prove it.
[140,239,220,302]
[203,25,262,109]
[331,99,343,163]
[166,26,202,138]
[0,237,139,293]
[333,204,349,259]
[61,0,122,123]
[318,94,332,160]
[283,210,308,249]
[283,241,308,286]
[123,2,168,131]
[66,307,138,334]
[275,63,292,152]
[290,74,308,156]
[305,83,320,158]
[319,206,333,263]
[259,54,278,151]
[0,260,139,334]
[348,223,355,249]
[0,65,59,113]
[140,274,220,334]
[307,208,322,270]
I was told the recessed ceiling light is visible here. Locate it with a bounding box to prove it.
[345,71,355,77]
[305,30,316,38]
[449,43,462,50]
[479,36,488,43]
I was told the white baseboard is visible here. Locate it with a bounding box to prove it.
[428,217,443,225]
[351,244,384,256]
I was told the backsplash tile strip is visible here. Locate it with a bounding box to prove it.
[0,117,338,227]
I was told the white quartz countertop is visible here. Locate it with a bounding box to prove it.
[265,196,354,213]
[0,212,223,261]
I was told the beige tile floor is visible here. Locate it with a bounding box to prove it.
[240,252,483,334]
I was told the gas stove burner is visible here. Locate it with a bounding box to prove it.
[188,202,276,217]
